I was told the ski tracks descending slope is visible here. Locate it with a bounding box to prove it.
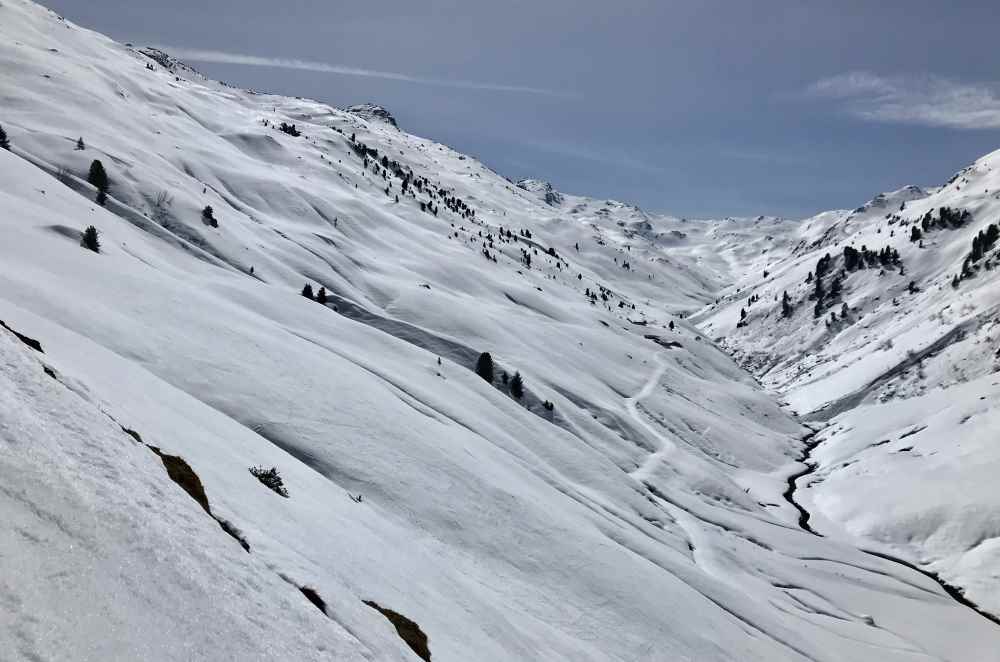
[626,353,675,485]
[625,353,727,581]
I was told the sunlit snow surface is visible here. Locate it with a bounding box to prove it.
[2,1,1000,659]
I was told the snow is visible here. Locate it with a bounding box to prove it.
[2,0,1000,659]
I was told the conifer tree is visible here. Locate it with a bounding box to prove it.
[202,205,218,227]
[316,287,328,304]
[75,137,85,151]
[0,124,9,150]
[781,291,792,318]
[475,352,494,383]
[510,371,524,399]
[301,284,314,299]
[87,159,109,192]
[80,225,101,253]
[96,189,107,207]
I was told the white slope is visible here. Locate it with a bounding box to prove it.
[695,152,1000,615]
[2,1,1000,660]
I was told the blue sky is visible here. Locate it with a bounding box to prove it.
[46,0,1000,218]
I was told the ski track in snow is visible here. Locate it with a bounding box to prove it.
[3,1,1000,658]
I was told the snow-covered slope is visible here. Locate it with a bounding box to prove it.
[2,1,1000,660]
[695,154,1000,616]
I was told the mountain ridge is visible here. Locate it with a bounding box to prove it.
[3,1,1000,660]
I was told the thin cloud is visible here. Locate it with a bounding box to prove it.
[806,71,1000,129]
[526,139,668,175]
[159,46,565,96]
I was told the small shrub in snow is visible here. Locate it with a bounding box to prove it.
[249,465,289,497]
[80,225,101,253]
[0,124,9,150]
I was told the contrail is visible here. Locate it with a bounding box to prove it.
[158,46,566,97]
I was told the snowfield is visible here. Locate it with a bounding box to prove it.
[2,1,1000,659]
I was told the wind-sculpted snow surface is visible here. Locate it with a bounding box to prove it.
[2,1,1000,659]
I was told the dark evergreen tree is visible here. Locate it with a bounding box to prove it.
[475,352,494,383]
[910,226,922,242]
[201,205,218,227]
[781,291,792,318]
[840,302,849,318]
[96,189,107,207]
[843,246,860,271]
[0,124,9,150]
[75,137,85,151]
[316,287,327,304]
[301,284,314,299]
[510,371,524,400]
[87,159,109,192]
[813,272,825,300]
[80,225,101,253]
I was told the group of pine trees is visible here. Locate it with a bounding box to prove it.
[968,223,999,263]
[475,352,528,402]
[301,284,328,304]
[842,244,899,271]
[958,222,1000,282]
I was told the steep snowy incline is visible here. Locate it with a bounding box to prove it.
[696,153,1000,616]
[0,329,389,662]
[3,1,1000,659]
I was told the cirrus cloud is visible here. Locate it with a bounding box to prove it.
[806,71,1000,130]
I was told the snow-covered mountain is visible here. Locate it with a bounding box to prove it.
[2,1,999,660]
[694,154,1000,618]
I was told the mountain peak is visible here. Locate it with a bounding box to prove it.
[516,178,564,206]
[345,103,398,128]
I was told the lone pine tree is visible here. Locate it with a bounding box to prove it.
[510,371,524,400]
[87,159,109,192]
[202,205,218,227]
[475,352,494,383]
[80,225,100,253]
